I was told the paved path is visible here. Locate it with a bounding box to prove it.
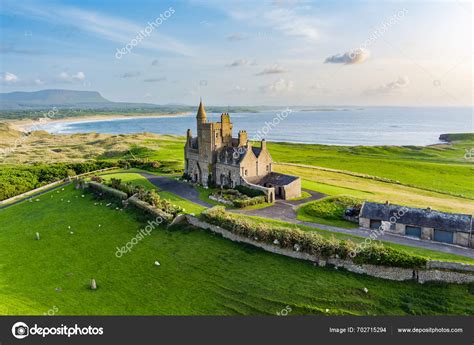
[232,189,325,220]
[141,174,474,259]
[139,172,212,207]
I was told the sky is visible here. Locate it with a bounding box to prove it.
[0,0,472,106]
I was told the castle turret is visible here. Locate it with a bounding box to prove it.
[197,98,207,124]
[238,130,248,147]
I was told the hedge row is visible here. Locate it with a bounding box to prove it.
[235,185,265,198]
[233,196,266,208]
[200,206,427,269]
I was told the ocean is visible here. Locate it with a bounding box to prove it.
[37,107,473,146]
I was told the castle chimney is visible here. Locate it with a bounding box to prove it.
[238,130,248,147]
[426,206,432,212]
[385,200,390,206]
[261,139,267,150]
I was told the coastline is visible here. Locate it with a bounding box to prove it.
[6,112,191,132]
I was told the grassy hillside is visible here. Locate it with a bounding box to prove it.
[0,185,473,315]
[266,141,474,198]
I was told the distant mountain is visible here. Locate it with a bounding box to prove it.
[0,89,160,110]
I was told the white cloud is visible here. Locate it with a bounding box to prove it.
[260,78,294,93]
[232,85,247,94]
[120,71,141,78]
[6,3,192,56]
[227,59,248,67]
[255,64,288,76]
[228,6,320,43]
[143,77,166,83]
[227,32,248,41]
[366,76,410,95]
[56,71,86,83]
[2,72,19,83]
[325,49,370,65]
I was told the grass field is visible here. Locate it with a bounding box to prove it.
[0,185,473,316]
[277,164,474,214]
[98,171,206,215]
[1,124,473,214]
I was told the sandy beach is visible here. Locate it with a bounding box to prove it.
[6,112,191,132]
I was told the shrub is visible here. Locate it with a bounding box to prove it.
[88,181,128,200]
[109,178,122,190]
[200,207,426,268]
[233,196,266,208]
[90,175,103,183]
[235,185,265,197]
[0,161,115,201]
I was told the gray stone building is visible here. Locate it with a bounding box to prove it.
[184,100,301,201]
[359,201,473,248]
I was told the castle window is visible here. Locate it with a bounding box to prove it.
[245,169,248,176]
[266,165,269,172]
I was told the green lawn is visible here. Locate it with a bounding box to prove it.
[296,195,361,229]
[0,185,473,315]
[267,140,474,199]
[99,171,206,215]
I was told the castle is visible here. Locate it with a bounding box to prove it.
[184,100,301,201]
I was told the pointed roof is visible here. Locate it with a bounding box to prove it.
[197,98,207,120]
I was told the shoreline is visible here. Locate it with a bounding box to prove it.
[6,112,191,132]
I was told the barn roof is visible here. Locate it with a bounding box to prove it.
[360,202,472,233]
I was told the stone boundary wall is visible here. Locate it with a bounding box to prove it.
[87,181,128,200]
[186,216,474,284]
[127,196,174,222]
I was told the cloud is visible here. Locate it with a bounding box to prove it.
[255,64,288,76]
[35,78,45,85]
[232,85,247,94]
[143,77,166,83]
[228,7,320,43]
[120,71,141,78]
[227,33,247,41]
[260,78,294,93]
[325,49,370,65]
[151,59,159,66]
[5,3,193,56]
[226,59,248,67]
[0,44,44,55]
[2,72,19,83]
[366,76,410,95]
[56,71,86,83]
